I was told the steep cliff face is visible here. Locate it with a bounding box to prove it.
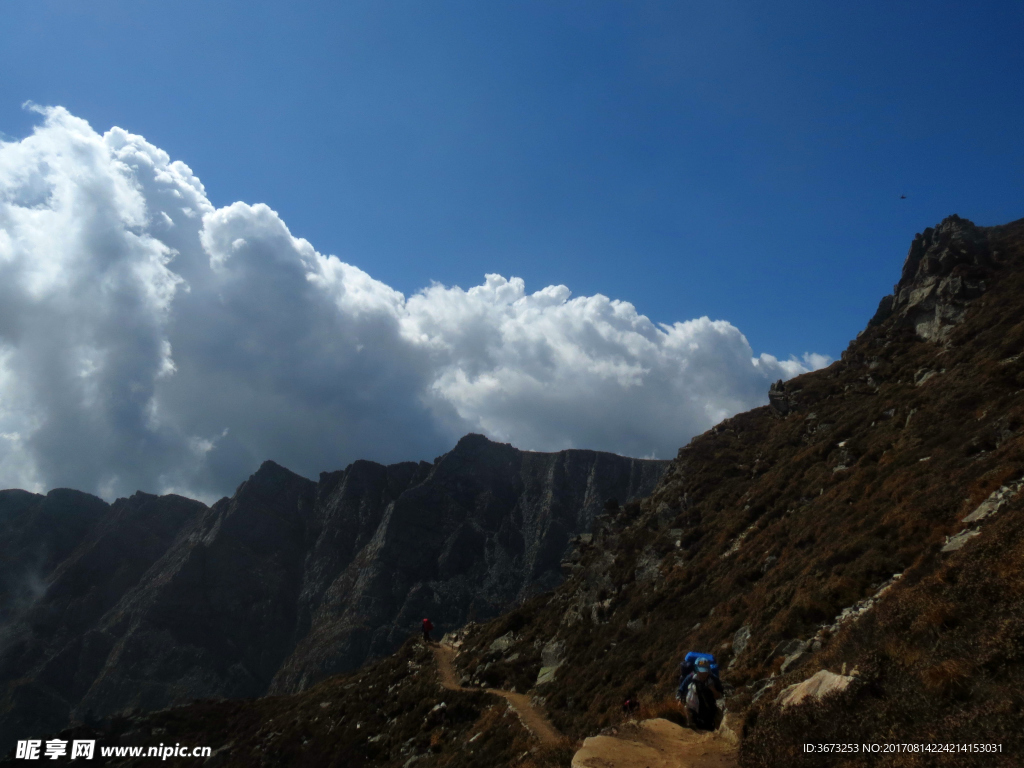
[271,434,668,692]
[0,489,109,633]
[70,462,318,720]
[0,490,207,753]
[0,436,667,751]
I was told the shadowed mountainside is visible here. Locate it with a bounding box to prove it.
[0,437,667,753]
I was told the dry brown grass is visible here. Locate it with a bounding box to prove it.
[919,659,973,698]
[910,601,959,636]
[637,697,689,727]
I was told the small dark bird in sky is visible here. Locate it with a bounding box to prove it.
[900,194,907,199]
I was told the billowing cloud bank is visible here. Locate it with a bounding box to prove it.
[0,107,828,501]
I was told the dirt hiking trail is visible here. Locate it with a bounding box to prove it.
[431,642,562,746]
[571,716,739,768]
[431,642,738,766]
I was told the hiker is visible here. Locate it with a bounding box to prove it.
[421,617,434,643]
[676,651,721,690]
[677,657,723,730]
[622,696,640,715]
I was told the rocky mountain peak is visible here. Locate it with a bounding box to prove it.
[869,213,994,341]
[234,459,316,505]
[897,213,989,289]
[250,458,307,484]
[453,432,498,451]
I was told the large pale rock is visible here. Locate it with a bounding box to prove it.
[536,666,559,686]
[777,669,854,708]
[940,477,1022,554]
[962,480,1022,524]
[536,637,566,685]
[942,529,981,552]
[541,639,566,668]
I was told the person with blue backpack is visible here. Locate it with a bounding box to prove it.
[676,652,723,730]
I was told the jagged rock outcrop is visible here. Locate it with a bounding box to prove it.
[768,379,792,415]
[869,214,993,340]
[0,435,667,751]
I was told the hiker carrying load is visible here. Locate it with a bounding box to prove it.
[677,652,723,730]
[422,618,434,644]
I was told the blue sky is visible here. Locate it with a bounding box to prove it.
[1,2,1022,499]
[4,0,1021,359]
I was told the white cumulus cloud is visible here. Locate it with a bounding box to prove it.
[0,106,829,501]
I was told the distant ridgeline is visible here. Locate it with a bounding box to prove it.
[0,435,667,752]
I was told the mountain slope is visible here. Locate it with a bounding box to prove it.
[441,214,1024,765]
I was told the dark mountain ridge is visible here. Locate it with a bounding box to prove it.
[0,436,667,752]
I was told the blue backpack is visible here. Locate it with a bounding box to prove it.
[679,651,719,682]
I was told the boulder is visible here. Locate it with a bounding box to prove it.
[777,670,854,707]
[536,666,559,686]
[962,479,1023,524]
[489,632,518,653]
[729,626,751,668]
[541,639,565,668]
[942,529,982,552]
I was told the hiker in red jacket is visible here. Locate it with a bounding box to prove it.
[422,618,434,643]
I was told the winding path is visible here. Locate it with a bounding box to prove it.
[430,642,562,746]
[430,642,738,766]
